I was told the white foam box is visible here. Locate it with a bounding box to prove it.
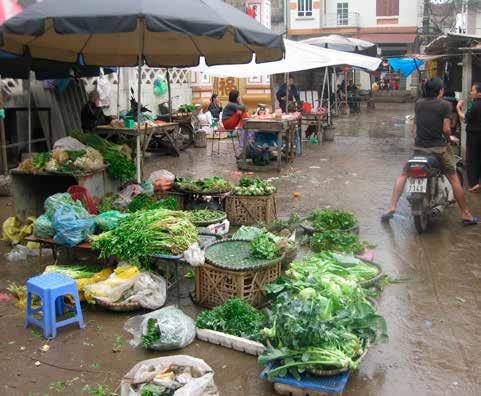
[196,328,266,356]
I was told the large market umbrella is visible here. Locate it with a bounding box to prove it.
[0,0,285,182]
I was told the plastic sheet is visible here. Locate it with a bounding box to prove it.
[124,306,196,351]
[33,214,55,238]
[124,273,167,310]
[95,210,128,232]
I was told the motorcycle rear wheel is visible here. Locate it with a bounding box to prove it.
[414,213,429,234]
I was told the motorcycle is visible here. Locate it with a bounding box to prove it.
[405,141,464,233]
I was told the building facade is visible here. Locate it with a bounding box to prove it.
[288,0,422,57]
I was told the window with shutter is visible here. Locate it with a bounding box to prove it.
[376,0,399,17]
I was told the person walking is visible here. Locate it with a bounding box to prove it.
[457,82,481,192]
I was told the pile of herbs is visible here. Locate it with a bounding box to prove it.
[196,298,265,340]
[175,176,233,194]
[259,258,388,379]
[234,177,277,196]
[70,130,135,182]
[310,230,366,254]
[249,233,283,260]
[90,209,198,263]
[32,152,51,170]
[128,195,179,213]
[187,209,225,224]
[310,209,358,232]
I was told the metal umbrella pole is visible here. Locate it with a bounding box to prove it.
[166,69,172,122]
[285,72,289,113]
[116,68,121,118]
[0,75,7,174]
[320,67,327,110]
[327,67,331,126]
[136,20,144,183]
[27,72,32,153]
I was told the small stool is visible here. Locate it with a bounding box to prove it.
[25,273,84,339]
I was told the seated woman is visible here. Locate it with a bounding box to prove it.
[81,90,115,131]
[196,102,214,134]
[221,90,249,130]
[208,94,223,121]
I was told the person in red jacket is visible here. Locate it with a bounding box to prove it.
[221,90,249,130]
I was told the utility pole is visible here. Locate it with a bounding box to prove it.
[422,0,430,36]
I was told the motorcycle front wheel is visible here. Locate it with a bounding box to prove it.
[414,213,429,234]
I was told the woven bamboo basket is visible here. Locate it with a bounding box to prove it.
[195,262,281,309]
[225,194,277,226]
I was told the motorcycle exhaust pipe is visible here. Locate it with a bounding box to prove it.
[432,205,445,217]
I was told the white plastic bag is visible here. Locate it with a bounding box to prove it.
[114,184,144,208]
[84,264,140,303]
[120,355,218,396]
[53,137,87,151]
[207,219,230,236]
[124,306,196,351]
[6,244,29,262]
[124,273,167,310]
[150,169,175,183]
[183,243,205,267]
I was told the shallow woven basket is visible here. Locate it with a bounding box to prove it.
[173,183,233,196]
[204,239,283,271]
[307,341,370,377]
[190,211,227,227]
[94,299,142,312]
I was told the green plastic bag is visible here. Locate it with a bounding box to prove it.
[95,211,127,232]
[33,215,55,238]
[153,78,168,97]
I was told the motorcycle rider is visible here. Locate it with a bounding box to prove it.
[382,77,478,225]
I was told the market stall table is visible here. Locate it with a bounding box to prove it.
[94,122,181,171]
[239,118,297,172]
[301,113,326,143]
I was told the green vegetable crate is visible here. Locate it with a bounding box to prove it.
[225,194,277,226]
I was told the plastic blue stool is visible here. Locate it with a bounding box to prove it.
[25,273,85,339]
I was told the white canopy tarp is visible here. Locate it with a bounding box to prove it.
[302,35,376,53]
[191,39,381,77]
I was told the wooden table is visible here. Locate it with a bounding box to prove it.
[95,123,181,169]
[301,113,326,143]
[239,118,297,172]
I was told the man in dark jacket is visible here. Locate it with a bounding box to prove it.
[276,77,300,112]
[457,82,481,192]
[81,90,114,131]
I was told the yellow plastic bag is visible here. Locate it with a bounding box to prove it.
[2,216,36,245]
[84,264,140,303]
[76,267,113,301]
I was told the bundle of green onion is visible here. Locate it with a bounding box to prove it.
[90,209,198,262]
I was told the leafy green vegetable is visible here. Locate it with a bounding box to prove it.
[178,104,196,113]
[44,265,101,279]
[140,384,170,396]
[196,298,265,340]
[127,193,156,212]
[234,177,277,196]
[187,209,225,223]
[310,230,366,254]
[141,318,161,349]
[90,209,198,263]
[70,131,135,182]
[176,176,233,194]
[66,150,87,162]
[32,152,51,170]
[232,226,266,241]
[250,234,281,260]
[310,209,357,232]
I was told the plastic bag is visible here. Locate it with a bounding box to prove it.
[2,216,35,245]
[120,355,218,396]
[114,184,144,208]
[124,306,196,351]
[6,244,29,262]
[33,214,55,238]
[95,210,128,232]
[150,170,175,192]
[124,273,167,310]
[45,193,89,220]
[75,268,113,301]
[53,136,87,151]
[184,243,205,267]
[52,204,95,247]
[84,264,140,303]
[140,179,154,196]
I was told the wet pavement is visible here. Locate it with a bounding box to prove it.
[1,103,481,396]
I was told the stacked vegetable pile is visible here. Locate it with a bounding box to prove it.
[70,131,136,182]
[258,252,387,379]
[232,226,294,260]
[19,148,104,174]
[234,177,277,196]
[187,209,226,225]
[175,176,233,194]
[310,208,358,232]
[90,209,198,262]
[196,298,265,340]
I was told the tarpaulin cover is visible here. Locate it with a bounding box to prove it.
[388,58,425,77]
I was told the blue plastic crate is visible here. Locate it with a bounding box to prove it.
[260,364,350,394]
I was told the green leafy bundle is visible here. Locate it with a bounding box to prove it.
[175,176,233,194]
[196,298,265,340]
[260,261,388,379]
[187,209,225,223]
[44,265,101,279]
[32,152,51,170]
[234,177,277,196]
[178,104,196,113]
[249,234,281,260]
[90,209,198,262]
[141,318,161,349]
[310,230,366,254]
[70,131,135,182]
[310,209,358,232]
[127,193,156,212]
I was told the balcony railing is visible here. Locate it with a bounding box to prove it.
[323,12,360,28]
